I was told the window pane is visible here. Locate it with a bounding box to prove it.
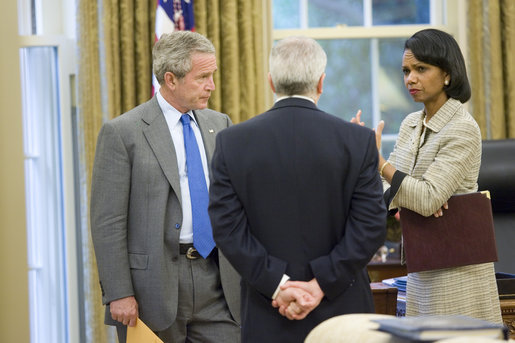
[372,0,430,25]
[382,140,397,160]
[309,0,363,27]
[378,38,421,135]
[20,46,67,343]
[317,39,371,121]
[378,38,422,157]
[272,0,300,29]
[315,38,422,160]
[271,1,443,160]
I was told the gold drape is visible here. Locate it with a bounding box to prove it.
[78,0,158,341]
[468,0,515,139]
[77,1,269,341]
[194,0,271,123]
[76,0,111,341]
[103,0,155,118]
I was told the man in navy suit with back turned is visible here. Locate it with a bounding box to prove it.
[208,36,387,343]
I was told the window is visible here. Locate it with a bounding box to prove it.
[272,0,462,158]
[18,0,79,342]
[20,45,68,343]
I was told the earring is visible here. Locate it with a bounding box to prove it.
[444,80,449,86]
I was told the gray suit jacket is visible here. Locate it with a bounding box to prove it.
[90,96,240,331]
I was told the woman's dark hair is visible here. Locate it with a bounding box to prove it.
[404,29,471,103]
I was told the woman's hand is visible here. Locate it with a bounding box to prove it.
[375,120,384,152]
[350,109,365,126]
[433,202,449,217]
[350,109,385,156]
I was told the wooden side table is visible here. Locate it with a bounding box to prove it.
[370,282,398,316]
[497,274,515,339]
[500,298,515,340]
[367,259,407,283]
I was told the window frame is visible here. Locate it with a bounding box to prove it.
[19,33,79,343]
[271,0,468,155]
[18,0,79,341]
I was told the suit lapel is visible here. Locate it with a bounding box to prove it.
[142,98,182,203]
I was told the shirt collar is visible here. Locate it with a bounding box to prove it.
[156,90,198,125]
[275,94,316,104]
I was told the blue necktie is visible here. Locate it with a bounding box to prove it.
[181,114,215,258]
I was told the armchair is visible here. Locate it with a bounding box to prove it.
[477,139,515,274]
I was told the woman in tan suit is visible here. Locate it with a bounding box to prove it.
[354,29,502,323]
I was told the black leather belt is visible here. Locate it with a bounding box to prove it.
[179,243,201,260]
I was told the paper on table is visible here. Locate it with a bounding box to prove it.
[127,318,164,343]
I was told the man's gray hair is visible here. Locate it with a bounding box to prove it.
[153,31,215,84]
[269,36,327,96]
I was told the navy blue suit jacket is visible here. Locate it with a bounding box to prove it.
[208,97,387,343]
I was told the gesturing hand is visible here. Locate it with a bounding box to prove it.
[110,296,139,327]
[375,120,385,152]
[350,109,365,126]
[350,110,385,152]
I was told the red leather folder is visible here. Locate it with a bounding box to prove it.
[400,191,498,273]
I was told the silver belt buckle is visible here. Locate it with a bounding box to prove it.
[186,246,199,260]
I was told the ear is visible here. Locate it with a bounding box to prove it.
[164,71,178,90]
[317,73,326,95]
[267,73,276,93]
[444,72,450,85]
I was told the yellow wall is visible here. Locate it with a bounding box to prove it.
[0,1,30,341]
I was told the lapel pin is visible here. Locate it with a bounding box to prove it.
[209,129,214,133]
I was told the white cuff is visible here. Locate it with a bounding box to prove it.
[271,274,290,300]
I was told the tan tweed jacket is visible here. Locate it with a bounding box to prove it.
[386,98,482,216]
[384,98,502,323]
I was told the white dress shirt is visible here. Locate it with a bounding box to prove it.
[156,91,210,243]
[275,94,315,104]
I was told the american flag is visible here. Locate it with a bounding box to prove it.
[153,0,195,94]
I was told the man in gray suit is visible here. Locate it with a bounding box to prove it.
[90,31,240,343]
